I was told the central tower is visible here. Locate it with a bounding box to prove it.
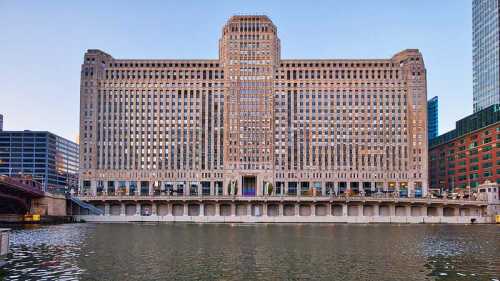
[220,16,280,194]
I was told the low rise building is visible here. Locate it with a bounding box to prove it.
[429,104,500,194]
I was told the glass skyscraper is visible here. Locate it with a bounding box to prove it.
[473,0,500,112]
[0,131,79,192]
[427,96,438,139]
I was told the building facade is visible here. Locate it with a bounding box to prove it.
[473,0,500,112]
[427,96,438,140]
[79,15,428,198]
[0,131,79,192]
[0,114,3,131]
[429,104,500,193]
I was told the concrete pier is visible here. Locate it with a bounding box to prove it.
[0,228,10,267]
[74,195,493,224]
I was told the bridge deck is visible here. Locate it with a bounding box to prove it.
[0,176,44,198]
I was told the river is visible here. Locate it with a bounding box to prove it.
[0,223,498,280]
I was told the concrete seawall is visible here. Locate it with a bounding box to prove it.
[76,214,490,224]
[74,196,493,224]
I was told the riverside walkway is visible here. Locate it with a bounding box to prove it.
[75,193,495,224]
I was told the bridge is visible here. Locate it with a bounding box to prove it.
[0,175,45,214]
[0,175,102,222]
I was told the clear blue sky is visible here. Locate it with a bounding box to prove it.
[0,0,472,141]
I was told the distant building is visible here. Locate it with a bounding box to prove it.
[427,96,438,139]
[0,131,79,192]
[473,0,500,112]
[0,114,3,131]
[429,104,500,193]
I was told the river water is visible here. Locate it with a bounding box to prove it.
[0,223,498,281]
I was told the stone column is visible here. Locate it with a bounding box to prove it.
[263,203,268,217]
[91,180,97,196]
[199,203,205,216]
[152,203,157,216]
[311,204,316,216]
[406,205,411,217]
[222,181,227,196]
[247,204,252,216]
[238,177,243,196]
[186,183,190,196]
[389,205,396,216]
[342,204,348,216]
[453,207,459,217]
[167,203,172,216]
[279,203,284,216]
[198,184,202,197]
[295,203,300,216]
[358,205,364,216]
[120,203,125,216]
[421,205,427,216]
[125,181,130,196]
[215,203,220,216]
[326,204,332,216]
[321,182,326,197]
[256,178,262,197]
[231,203,236,216]
[136,203,141,216]
[184,204,189,216]
[149,181,153,196]
[437,206,444,217]
[104,203,110,216]
[373,204,380,216]
[210,181,214,196]
[408,182,414,198]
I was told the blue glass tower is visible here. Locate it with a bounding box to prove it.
[427,96,438,140]
[473,0,500,112]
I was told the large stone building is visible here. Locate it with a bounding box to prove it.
[79,15,428,199]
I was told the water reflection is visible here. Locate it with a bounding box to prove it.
[0,224,498,281]
[420,226,500,280]
[1,224,90,280]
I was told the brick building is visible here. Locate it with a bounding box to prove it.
[429,104,500,193]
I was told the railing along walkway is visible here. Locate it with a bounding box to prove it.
[77,193,488,206]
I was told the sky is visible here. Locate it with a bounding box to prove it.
[0,0,472,141]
